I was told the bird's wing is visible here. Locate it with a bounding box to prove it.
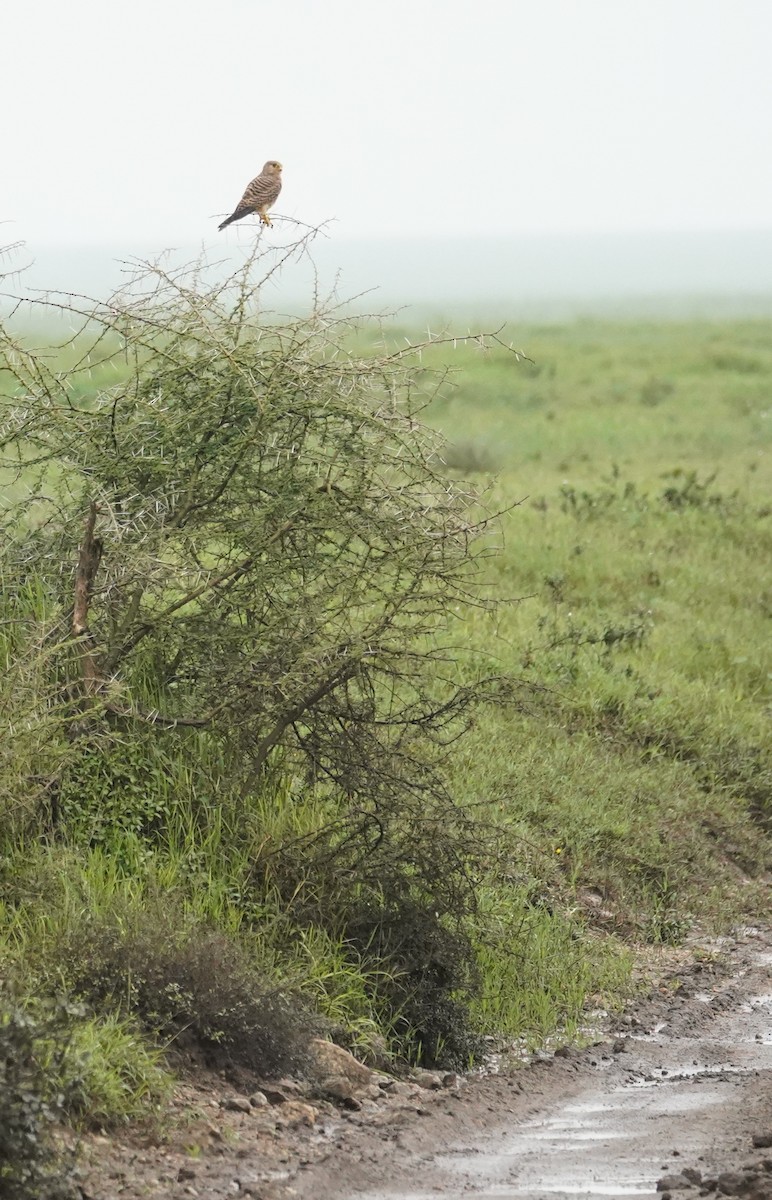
[239,173,282,210]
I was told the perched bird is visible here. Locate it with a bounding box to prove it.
[218,160,283,231]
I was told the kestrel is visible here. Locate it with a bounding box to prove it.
[218,160,283,231]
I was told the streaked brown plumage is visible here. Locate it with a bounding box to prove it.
[218,160,283,231]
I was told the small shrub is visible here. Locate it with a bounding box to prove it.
[58,735,177,850]
[659,468,738,513]
[60,903,316,1078]
[0,995,79,1200]
[559,478,643,518]
[344,897,485,1069]
[59,1015,172,1130]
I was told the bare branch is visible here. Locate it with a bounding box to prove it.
[71,501,104,695]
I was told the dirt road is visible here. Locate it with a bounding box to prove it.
[80,928,772,1200]
[296,927,772,1200]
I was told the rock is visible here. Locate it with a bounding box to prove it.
[321,1075,361,1108]
[275,1100,317,1128]
[717,1172,748,1195]
[612,1038,629,1054]
[411,1069,443,1090]
[275,1077,305,1095]
[385,1080,420,1098]
[177,1167,197,1182]
[249,1090,269,1108]
[308,1038,372,1088]
[657,1174,692,1191]
[261,1086,293,1105]
[240,1185,296,1200]
[682,1168,702,1184]
[752,1134,772,1150]
[220,1096,252,1113]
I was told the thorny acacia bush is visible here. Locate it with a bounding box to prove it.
[0,232,520,1066]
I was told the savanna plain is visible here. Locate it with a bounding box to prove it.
[0,248,770,1197]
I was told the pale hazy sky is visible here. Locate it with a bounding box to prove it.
[4,0,772,247]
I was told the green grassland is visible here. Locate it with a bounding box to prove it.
[351,317,769,1031]
[1,299,770,1169]
[428,318,770,926]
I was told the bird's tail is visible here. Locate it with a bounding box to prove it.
[218,206,250,232]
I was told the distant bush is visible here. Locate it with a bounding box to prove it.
[558,469,741,518]
[638,374,675,406]
[658,468,738,512]
[708,352,765,374]
[442,437,502,474]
